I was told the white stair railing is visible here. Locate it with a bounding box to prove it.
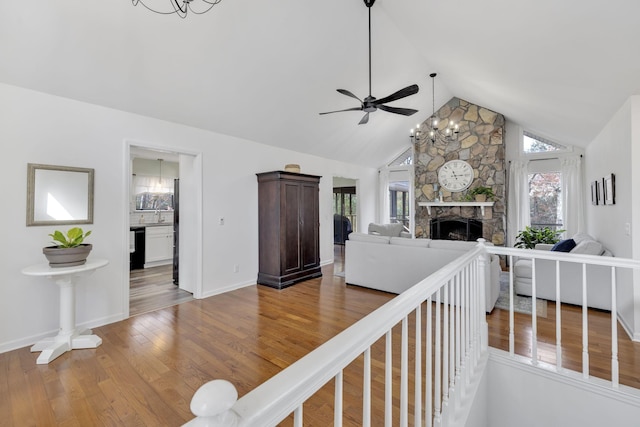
[487,246,640,389]
[184,242,492,427]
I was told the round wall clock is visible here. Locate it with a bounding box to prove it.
[438,160,474,192]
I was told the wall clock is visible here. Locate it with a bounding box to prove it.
[438,160,474,192]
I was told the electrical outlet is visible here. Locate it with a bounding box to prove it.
[219,217,224,226]
[233,264,240,273]
[625,223,631,236]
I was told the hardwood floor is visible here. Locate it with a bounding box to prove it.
[3,252,640,426]
[130,265,194,317]
[2,264,394,426]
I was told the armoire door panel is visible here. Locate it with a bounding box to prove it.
[300,183,319,269]
[283,182,302,273]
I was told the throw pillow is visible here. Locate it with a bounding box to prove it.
[570,239,604,256]
[572,232,596,245]
[551,238,576,252]
[368,223,404,237]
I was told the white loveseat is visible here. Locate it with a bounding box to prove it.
[513,233,613,311]
[345,232,501,312]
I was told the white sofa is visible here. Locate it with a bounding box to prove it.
[345,232,501,312]
[513,233,613,311]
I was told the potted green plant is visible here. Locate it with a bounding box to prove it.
[514,226,564,249]
[463,186,495,202]
[43,227,92,268]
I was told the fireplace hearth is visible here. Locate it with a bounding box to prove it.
[430,218,483,241]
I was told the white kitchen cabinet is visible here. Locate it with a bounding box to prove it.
[145,225,173,266]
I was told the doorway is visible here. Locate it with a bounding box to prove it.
[333,177,357,274]
[125,143,203,317]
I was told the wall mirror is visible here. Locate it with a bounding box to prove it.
[27,163,94,226]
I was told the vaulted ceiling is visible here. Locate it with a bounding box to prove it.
[1,0,639,167]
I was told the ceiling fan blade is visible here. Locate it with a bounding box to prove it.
[337,89,363,102]
[319,107,363,115]
[377,104,419,116]
[373,84,419,106]
[358,112,370,125]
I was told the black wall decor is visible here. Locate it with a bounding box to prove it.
[603,173,615,205]
[591,180,600,205]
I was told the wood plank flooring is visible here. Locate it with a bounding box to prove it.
[130,265,194,317]
[2,250,640,426]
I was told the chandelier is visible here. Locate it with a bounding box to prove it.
[410,73,459,144]
[132,0,222,18]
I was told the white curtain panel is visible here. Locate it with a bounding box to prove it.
[378,169,390,224]
[508,160,530,246]
[561,156,585,237]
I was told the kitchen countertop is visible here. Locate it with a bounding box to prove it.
[130,223,173,229]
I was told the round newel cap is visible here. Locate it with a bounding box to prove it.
[190,379,238,417]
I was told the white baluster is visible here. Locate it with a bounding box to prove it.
[442,281,449,408]
[465,267,471,388]
[477,246,488,351]
[364,348,371,427]
[335,371,343,427]
[415,305,422,427]
[455,272,461,383]
[611,267,619,388]
[385,330,392,427]
[471,263,477,365]
[508,255,515,356]
[531,258,538,366]
[434,288,442,425]
[294,405,303,427]
[449,279,455,397]
[426,296,433,427]
[555,260,562,370]
[472,261,477,365]
[401,316,409,427]
[189,380,239,426]
[582,263,589,379]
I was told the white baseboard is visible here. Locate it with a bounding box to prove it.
[199,280,255,299]
[0,313,123,355]
[616,312,639,342]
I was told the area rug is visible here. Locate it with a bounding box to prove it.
[495,272,547,317]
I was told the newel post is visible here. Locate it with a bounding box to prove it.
[476,238,489,350]
[185,380,239,427]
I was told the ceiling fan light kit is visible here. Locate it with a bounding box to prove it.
[411,73,459,144]
[132,0,222,18]
[320,0,419,125]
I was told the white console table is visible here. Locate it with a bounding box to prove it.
[21,258,109,364]
[418,201,495,217]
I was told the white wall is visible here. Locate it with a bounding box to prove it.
[0,83,378,352]
[584,97,637,337]
[486,352,640,427]
[632,96,640,338]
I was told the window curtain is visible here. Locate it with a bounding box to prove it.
[508,160,530,246]
[378,169,390,224]
[560,156,585,237]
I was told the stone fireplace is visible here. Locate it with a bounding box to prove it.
[414,97,505,245]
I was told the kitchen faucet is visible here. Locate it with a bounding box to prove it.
[155,209,165,223]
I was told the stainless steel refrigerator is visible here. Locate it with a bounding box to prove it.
[173,178,179,285]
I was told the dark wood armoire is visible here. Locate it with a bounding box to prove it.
[256,171,322,289]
